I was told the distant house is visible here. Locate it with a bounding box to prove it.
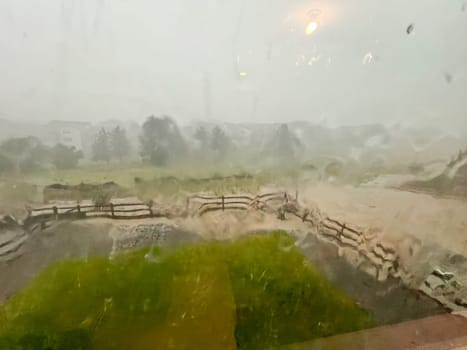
[58,127,82,150]
[46,121,91,151]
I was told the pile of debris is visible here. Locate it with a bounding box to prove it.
[420,256,467,311]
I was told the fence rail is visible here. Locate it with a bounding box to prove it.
[188,191,290,216]
[28,201,153,224]
[27,191,294,226]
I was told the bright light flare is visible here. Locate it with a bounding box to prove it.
[305,21,319,35]
[239,72,248,77]
[362,52,373,65]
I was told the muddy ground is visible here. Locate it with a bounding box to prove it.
[296,182,467,256]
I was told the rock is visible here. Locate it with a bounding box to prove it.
[433,267,455,282]
[341,247,363,267]
[424,274,446,290]
[360,262,379,279]
[377,265,390,282]
[0,215,20,231]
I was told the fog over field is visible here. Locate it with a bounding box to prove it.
[1,0,467,133]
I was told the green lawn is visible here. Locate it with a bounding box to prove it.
[2,163,259,188]
[0,232,373,350]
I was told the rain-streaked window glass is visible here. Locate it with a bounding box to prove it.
[1,1,467,349]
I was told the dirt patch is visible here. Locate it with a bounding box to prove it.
[296,183,467,257]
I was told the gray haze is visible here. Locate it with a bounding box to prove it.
[1,0,466,131]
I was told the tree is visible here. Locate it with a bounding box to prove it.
[140,115,187,165]
[110,126,130,161]
[92,128,111,162]
[51,144,83,169]
[194,126,209,150]
[0,137,50,173]
[19,143,50,172]
[150,145,169,166]
[0,154,14,174]
[19,156,42,173]
[266,124,301,162]
[0,136,40,156]
[209,126,230,157]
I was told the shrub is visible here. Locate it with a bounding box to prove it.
[0,154,14,174]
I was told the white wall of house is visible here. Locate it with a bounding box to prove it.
[58,127,83,150]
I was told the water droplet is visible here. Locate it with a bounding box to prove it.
[444,73,453,84]
[362,52,373,65]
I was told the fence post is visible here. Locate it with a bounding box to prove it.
[284,192,288,204]
[77,204,81,213]
[222,195,225,211]
[53,206,58,220]
[110,203,115,218]
[186,197,190,213]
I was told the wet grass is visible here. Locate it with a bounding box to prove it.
[0,164,281,204]
[4,164,262,189]
[0,182,40,204]
[0,232,373,350]
[134,173,269,201]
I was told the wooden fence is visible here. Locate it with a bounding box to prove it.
[28,202,153,224]
[188,192,291,216]
[318,215,400,282]
[25,191,295,227]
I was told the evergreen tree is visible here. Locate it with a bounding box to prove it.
[194,126,209,150]
[92,128,111,162]
[267,124,301,162]
[110,126,130,161]
[209,126,230,157]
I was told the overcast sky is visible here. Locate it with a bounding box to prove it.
[0,0,466,131]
